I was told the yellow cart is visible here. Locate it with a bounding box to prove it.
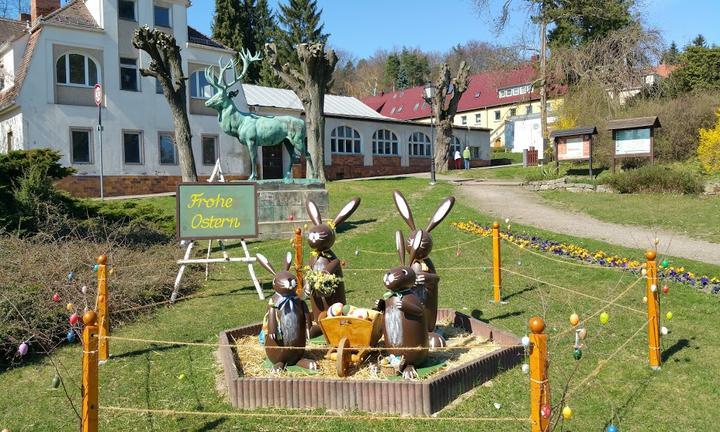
[318,310,384,377]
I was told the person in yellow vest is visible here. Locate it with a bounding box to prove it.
[462,146,471,170]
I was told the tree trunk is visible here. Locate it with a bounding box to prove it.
[170,97,197,182]
[539,17,548,159]
[435,120,453,173]
[305,84,326,182]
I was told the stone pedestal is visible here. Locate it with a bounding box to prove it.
[256,182,328,239]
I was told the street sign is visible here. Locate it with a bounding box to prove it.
[94,84,103,106]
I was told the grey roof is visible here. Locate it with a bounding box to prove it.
[0,17,26,44]
[607,116,661,130]
[550,126,598,138]
[41,0,100,30]
[188,26,230,50]
[242,84,388,119]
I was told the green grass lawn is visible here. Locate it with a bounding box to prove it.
[540,190,720,244]
[2,178,719,431]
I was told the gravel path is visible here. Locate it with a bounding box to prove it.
[455,181,720,264]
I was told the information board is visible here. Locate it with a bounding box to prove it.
[557,136,590,161]
[176,183,258,240]
[615,128,651,156]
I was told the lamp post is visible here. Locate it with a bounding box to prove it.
[423,82,436,185]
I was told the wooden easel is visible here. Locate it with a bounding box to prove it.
[171,159,264,302]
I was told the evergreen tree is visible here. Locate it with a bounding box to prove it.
[395,67,409,89]
[661,41,680,65]
[399,49,430,87]
[276,0,329,69]
[547,0,636,47]
[692,34,707,48]
[384,54,400,91]
[212,0,245,53]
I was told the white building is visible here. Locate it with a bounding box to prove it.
[0,0,491,196]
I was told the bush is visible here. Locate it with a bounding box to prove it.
[698,108,720,174]
[605,164,704,194]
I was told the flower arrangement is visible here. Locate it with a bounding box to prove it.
[452,220,720,294]
[303,266,342,296]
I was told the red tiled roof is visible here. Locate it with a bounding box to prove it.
[362,64,566,120]
[0,28,40,110]
[652,64,676,78]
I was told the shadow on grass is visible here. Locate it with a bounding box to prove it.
[195,418,227,431]
[502,284,538,302]
[566,167,608,177]
[471,309,525,323]
[662,338,693,363]
[336,219,378,234]
[112,343,183,360]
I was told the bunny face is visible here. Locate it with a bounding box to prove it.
[306,224,335,251]
[392,191,455,262]
[407,229,433,259]
[305,198,361,252]
[273,270,298,296]
[383,265,416,292]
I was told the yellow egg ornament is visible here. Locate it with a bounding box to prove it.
[562,406,573,420]
[599,312,609,325]
[569,313,580,327]
[666,311,673,320]
[642,296,647,304]
[66,303,74,312]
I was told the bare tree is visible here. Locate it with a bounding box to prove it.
[132,26,197,182]
[265,42,337,182]
[428,61,470,173]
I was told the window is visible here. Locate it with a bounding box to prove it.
[510,108,517,117]
[6,130,13,151]
[120,57,138,91]
[202,135,218,165]
[330,126,361,154]
[154,5,171,27]
[159,133,177,164]
[460,115,467,125]
[56,54,99,87]
[123,131,143,164]
[118,0,136,20]
[451,136,462,155]
[498,84,532,98]
[494,110,501,121]
[408,131,431,157]
[190,70,214,99]
[372,129,398,156]
[471,147,481,159]
[70,128,92,164]
[475,113,481,124]
[526,105,533,114]
[413,102,420,111]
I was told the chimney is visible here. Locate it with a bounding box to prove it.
[20,13,31,22]
[31,0,61,22]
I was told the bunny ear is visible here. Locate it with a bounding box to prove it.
[284,251,293,272]
[392,190,416,230]
[306,200,322,225]
[426,197,456,232]
[333,197,361,227]
[408,230,422,263]
[395,230,406,265]
[256,253,276,275]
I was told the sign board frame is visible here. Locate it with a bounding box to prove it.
[550,126,597,177]
[608,117,660,173]
[175,182,259,241]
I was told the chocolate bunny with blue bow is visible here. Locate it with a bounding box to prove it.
[256,252,316,371]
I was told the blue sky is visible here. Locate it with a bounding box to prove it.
[187,0,720,59]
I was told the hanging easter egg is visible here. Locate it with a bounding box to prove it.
[562,406,573,420]
[456,248,461,257]
[288,214,295,221]
[642,296,647,304]
[66,303,74,311]
[661,260,669,268]
[521,336,530,348]
[17,342,28,356]
[81,285,87,295]
[52,375,61,389]
[482,266,487,272]
[67,272,74,281]
[661,326,668,336]
[328,302,344,317]
[521,363,529,374]
[108,268,115,276]
[666,311,673,320]
[517,260,522,266]
[653,237,660,246]
[493,402,502,410]
[599,312,609,325]
[505,218,510,224]
[607,425,618,432]
[92,264,99,272]
[578,328,587,340]
[66,330,76,343]
[569,313,580,327]
[662,285,669,295]
[354,248,359,256]
[641,269,647,276]
[650,284,657,293]
[573,348,582,360]
[540,404,551,418]
[178,373,186,380]
[69,313,79,325]
[340,260,347,267]
[52,293,60,302]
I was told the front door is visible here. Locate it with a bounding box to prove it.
[262,144,283,180]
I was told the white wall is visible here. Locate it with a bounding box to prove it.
[0,108,22,152]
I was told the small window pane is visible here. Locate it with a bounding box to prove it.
[68,54,85,85]
[56,55,66,83]
[154,5,170,27]
[71,130,91,163]
[88,59,98,86]
[159,134,176,164]
[120,58,138,91]
[202,136,217,165]
[123,132,142,164]
[119,0,135,20]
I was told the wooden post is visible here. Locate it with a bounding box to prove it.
[645,250,662,369]
[588,134,593,178]
[529,316,550,432]
[81,310,99,432]
[553,138,559,174]
[294,228,304,297]
[492,221,502,303]
[96,255,109,361]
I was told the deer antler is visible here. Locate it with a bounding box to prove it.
[230,48,262,87]
[205,57,237,90]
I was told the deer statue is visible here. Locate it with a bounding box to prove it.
[204,49,315,181]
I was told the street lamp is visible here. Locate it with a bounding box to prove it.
[422,82,436,185]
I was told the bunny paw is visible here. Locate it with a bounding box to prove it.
[402,366,419,380]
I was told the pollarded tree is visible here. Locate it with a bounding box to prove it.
[265,42,337,182]
[276,0,328,69]
[428,61,470,173]
[133,26,197,182]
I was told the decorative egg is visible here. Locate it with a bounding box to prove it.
[52,375,61,389]
[17,342,28,356]
[52,293,60,302]
[661,326,668,336]
[540,404,551,418]
[666,311,673,320]
[493,402,502,410]
[521,363,529,374]
[67,272,74,281]
[66,303,74,311]
[653,237,660,246]
[341,304,355,316]
[350,308,369,320]
[288,214,295,221]
[505,218,510,224]
[354,248,359,256]
[662,285,669,294]
[529,316,545,334]
[569,313,580,326]
[328,302,344,317]
[578,328,587,340]
[562,406,573,420]
[642,296,647,304]
[661,260,669,268]
[607,425,618,432]
[599,312,609,325]
[178,373,186,380]
[108,268,115,276]
[641,269,647,276]
[66,330,76,343]
[573,348,582,360]
[92,264,99,272]
[340,260,347,267]
[81,285,87,295]
[650,284,657,292]
[456,248,461,257]
[521,336,530,348]
[69,313,79,325]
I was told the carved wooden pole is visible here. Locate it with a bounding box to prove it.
[646,250,662,369]
[96,255,109,361]
[81,311,99,432]
[529,316,550,432]
[492,221,502,303]
[294,228,304,297]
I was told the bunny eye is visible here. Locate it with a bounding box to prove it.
[402,269,408,275]
[291,279,297,287]
[308,232,321,242]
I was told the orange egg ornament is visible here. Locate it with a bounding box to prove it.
[569,313,580,326]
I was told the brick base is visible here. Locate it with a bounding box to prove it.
[55,175,249,198]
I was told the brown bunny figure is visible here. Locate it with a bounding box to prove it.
[392,190,455,347]
[383,230,429,379]
[305,197,361,336]
[256,252,316,372]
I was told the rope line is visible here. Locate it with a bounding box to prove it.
[357,236,488,256]
[101,406,531,422]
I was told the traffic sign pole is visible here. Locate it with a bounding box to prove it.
[94,84,104,200]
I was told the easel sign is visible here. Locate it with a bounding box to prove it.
[608,116,661,173]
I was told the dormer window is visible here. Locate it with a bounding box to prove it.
[154,5,171,27]
[119,0,136,21]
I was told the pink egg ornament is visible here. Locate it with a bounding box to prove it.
[69,313,79,325]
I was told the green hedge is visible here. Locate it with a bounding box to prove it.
[605,164,705,194]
